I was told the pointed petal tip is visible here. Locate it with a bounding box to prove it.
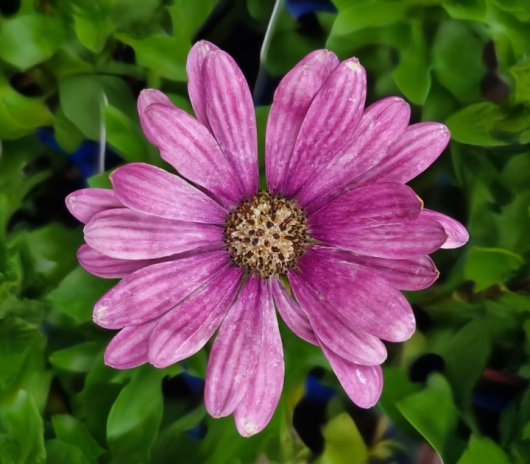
[235,420,260,437]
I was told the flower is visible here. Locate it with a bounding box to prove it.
[65,41,468,436]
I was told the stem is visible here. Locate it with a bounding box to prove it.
[98,93,108,174]
[260,0,285,65]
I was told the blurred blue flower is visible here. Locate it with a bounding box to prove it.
[285,0,337,18]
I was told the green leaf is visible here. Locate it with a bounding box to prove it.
[104,105,150,162]
[0,73,53,140]
[464,247,523,290]
[446,102,530,146]
[397,374,465,464]
[432,20,486,104]
[72,1,114,53]
[392,21,431,105]
[441,318,491,408]
[45,440,91,464]
[457,435,512,464]
[59,74,135,140]
[441,0,487,21]
[115,33,188,81]
[106,366,167,462]
[0,14,66,69]
[319,413,368,464]
[49,341,105,373]
[54,107,85,153]
[47,267,115,327]
[510,59,530,103]
[0,390,46,464]
[52,415,106,462]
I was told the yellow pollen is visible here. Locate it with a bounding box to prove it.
[224,192,309,278]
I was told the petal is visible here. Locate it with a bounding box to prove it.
[265,50,340,194]
[65,188,122,224]
[137,89,176,144]
[84,208,223,260]
[187,40,220,128]
[281,58,367,197]
[77,244,161,279]
[203,50,258,198]
[104,318,160,369]
[297,97,411,213]
[289,271,387,365]
[234,288,284,436]
[205,276,267,418]
[356,122,451,185]
[270,278,317,345]
[297,247,416,342]
[310,201,447,260]
[313,246,438,291]
[308,182,422,237]
[148,265,243,368]
[144,103,243,207]
[93,251,230,329]
[320,343,383,408]
[420,209,469,249]
[110,162,227,224]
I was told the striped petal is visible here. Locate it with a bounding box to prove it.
[111,162,227,224]
[65,188,122,224]
[137,89,176,144]
[421,209,469,249]
[266,50,339,194]
[84,208,223,260]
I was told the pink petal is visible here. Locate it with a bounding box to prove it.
[110,162,227,224]
[147,266,243,368]
[356,122,451,186]
[203,50,258,199]
[289,271,387,365]
[320,343,383,408]
[77,244,161,279]
[205,276,268,418]
[297,97,411,213]
[265,50,339,195]
[84,208,223,260]
[312,246,438,291]
[310,196,447,259]
[104,317,160,369]
[143,103,244,207]
[186,40,219,129]
[93,251,230,329]
[297,247,416,342]
[65,189,122,224]
[281,58,367,197]
[270,278,317,345]
[234,287,284,436]
[420,209,469,249]
[137,89,176,144]
[308,182,422,230]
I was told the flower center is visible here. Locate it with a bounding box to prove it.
[224,192,309,278]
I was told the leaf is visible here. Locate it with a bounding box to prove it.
[0,14,66,69]
[49,341,105,373]
[106,366,168,463]
[397,374,466,464]
[0,390,46,464]
[72,1,114,53]
[54,107,85,153]
[464,247,523,290]
[441,0,487,21]
[457,435,512,464]
[447,102,530,146]
[0,73,53,140]
[318,413,368,464]
[392,21,431,105]
[510,59,530,103]
[52,415,106,462]
[47,267,115,327]
[59,74,135,140]
[432,20,486,104]
[103,105,150,162]
[45,440,91,464]
[441,318,491,408]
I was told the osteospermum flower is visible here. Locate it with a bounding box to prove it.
[66,41,468,436]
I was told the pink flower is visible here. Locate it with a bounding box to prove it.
[66,41,468,436]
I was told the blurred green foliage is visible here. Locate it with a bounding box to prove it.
[1,0,530,463]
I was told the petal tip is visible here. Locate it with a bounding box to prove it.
[236,420,259,437]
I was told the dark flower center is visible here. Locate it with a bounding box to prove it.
[224,192,309,278]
